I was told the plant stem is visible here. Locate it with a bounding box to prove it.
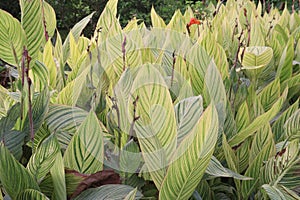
[128,96,139,141]
[171,51,176,87]
[41,0,49,41]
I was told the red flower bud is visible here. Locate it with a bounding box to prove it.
[188,18,201,27]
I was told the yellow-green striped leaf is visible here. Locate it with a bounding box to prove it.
[284,109,300,139]
[241,139,275,198]
[228,89,287,147]
[73,184,143,200]
[63,111,104,174]
[20,0,44,60]
[240,46,273,69]
[262,184,300,200]
[124,188,139,200]
[43,40,57,89]
[0,9,26,66]
[16,189,49,200]
[43,2,56,38]
[62,12,94,63]
[57,67,89,106]
[50,152,66,200]
[159,104,218,200]
[0,143,40,199]
[174,95,203,145]
[131,64,177,188]
[151,6,166,28]
[27,135,60,181]
[258,78,281,112]
[277,36,294,83]
[261,141,300,189]
[272,100,299,141]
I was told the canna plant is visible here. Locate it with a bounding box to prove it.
[0,0,300,199]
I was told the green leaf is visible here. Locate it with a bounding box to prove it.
[187,44,211,95]
[262,184,300,200]
[50,152,67,200]
[43,40,57,89]
[249,14,265,46]
[284,109,300,139]
[27,134,60,181]
[159,104,218,200]
[22,87,50,135]
[124,188,139,200]
[0,103,25,159]
[258,79,281,111]
[57,67,89,106]
[277,36,294,83]
[120,140,141,174]
[20,0,44,60]
[228,89,286,147]
[241,139,275,198]
[0,143,40,199]
[62,12,94,63]
[0,9,26,66]
[206,156,251,180]
[43,2,56,38]
[151,6,166,28]
[235,101,250,133]
[204,60,227,132]
[31,61,49,92]
[45,105,89,149]
[240,46,273,69]
[131,64,177,188]
[174,95,203,145]
[16,189,50,200]
[73,184,143,200]
[64,111,104,174]
[200,32,229,79]
[261,141,300,190]
[195,179,215,199]
[272,100,299,141]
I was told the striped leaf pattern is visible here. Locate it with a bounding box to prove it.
[131,64,177,188]
[277,36,294,83]
[174,95,203,145]
[43,2,56,38]
[241,46,273,69]
[45,105,88,132]
[159,104,218,200]
[20,0,44,60]
[0,9,26,66]
[62,12,94,63]
[16,189,50,200]
[228,89,286,147]
[73,184,143,200]
[50,152,67,200]
[0,144,40,199]
[27,135,60,181]
[64,111,104,174]
[151,6,166,28]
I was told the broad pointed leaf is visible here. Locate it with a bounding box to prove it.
[64,111,104,174]
[0,9,26,66]
[0,144,40,199]
[159,104,218,200]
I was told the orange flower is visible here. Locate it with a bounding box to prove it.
[188,18,201,27]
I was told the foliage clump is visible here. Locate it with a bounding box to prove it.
[0,0,300,199]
